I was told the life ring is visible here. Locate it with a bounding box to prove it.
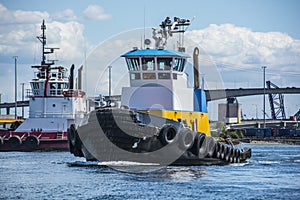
[158,124,178,145]
[24,135,40,150]
[7,135,22,149]
[178,128,194,150]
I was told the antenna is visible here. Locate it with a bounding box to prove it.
[36,20,59,66]
[184,16,195,31]
[84,37,88,95]
[152,16,191,51]
[143,5,146,49]
[37,20,46,65]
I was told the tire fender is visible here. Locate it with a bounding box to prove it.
[158,124,178,145]
[25,135,40,150]
[178,128,195,150]
[7,135,22,149]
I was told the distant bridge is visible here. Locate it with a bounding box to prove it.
[0,100,29,115]
[230,119,299,129]
[205,87,300,101]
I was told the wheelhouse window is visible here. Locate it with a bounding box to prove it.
[126,58,140,71]
[50,83,57,89]
[130,73,141,80]
[157,58,172,71]
[158,73,171,79]
[32,82,39,89]
[49,82,68,95]
[31,82,41,95]
[51,73,57,78]
[50,83,56,95]
[57,83,64,95]
[142,57,155,71]
[142,73,156,79]
[173,58,186,72]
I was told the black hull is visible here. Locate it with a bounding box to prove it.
[68,108,251,166]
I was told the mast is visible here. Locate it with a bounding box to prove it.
[34,20,60,96]
[37,20,46,65]
[37,20,58,66]
[152,17,190,51]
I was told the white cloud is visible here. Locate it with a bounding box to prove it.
[0,4,50,24]
[0,4,85,64]
[186,24,300,72]
[83,5,111,21]
[52,9,77,22]
[44,21,86,63]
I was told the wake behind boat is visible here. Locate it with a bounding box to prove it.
[68,17,251,166]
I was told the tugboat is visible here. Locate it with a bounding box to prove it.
[68,17,251,166]
[0,20,87,151]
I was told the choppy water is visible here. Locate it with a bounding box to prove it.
[1,144,299,199]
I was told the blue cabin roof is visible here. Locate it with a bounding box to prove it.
[121,49,190,58]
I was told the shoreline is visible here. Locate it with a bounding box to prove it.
[248,139,300,145]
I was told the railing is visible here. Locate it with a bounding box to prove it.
[62,90,86,98]
[29,111,76,119]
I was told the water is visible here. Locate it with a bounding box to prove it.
[1,144,299,199]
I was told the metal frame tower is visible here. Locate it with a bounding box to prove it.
[266,80,286,119]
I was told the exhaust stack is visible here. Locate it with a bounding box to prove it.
[69,64,74,90]
[77,65,83,90]
[193,47,200,89]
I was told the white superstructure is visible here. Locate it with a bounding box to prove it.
[15,20,87,133]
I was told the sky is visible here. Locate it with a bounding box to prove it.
[0,0,299,120]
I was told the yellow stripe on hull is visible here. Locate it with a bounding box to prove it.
[0,119,24,123]
[138,110,211,136]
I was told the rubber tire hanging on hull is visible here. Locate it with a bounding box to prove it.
[214,142,222,158]
[7,135,22,149]
[190,136,243,164]
[178,128,194,150]
[190,134,217,159]
[0,136,3,146]
[205,137,216,158]
[67,124,84,157]
[191,133,207,158]
[213,142,242,163]
[158,124,178,145]
[24,135,40,150]
[233,149,241,163]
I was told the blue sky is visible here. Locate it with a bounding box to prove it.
[2,0,300,41]
[0,0,299,120]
